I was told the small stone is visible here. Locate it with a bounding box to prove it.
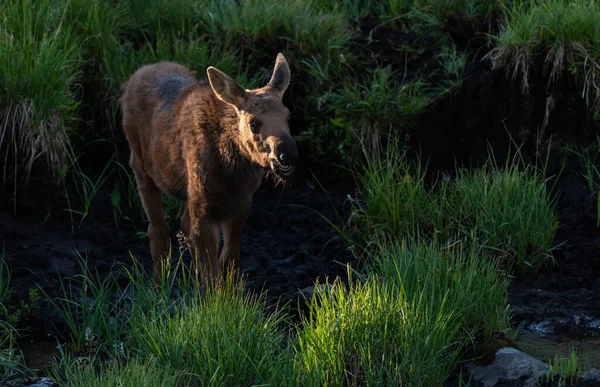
[574,369,600,387]
[468,347,549,387]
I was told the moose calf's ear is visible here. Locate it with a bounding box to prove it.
[207,67,247,108]
[267,53,291,98]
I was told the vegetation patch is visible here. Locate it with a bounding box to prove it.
[347,140,559,271]
[490,0,600,126]
[296,238,509,386]
[0,0,82,183]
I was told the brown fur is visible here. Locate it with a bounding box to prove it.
[120,54,297,286]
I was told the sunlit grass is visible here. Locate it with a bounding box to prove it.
[47,252,295,386]
[295,237,509,386]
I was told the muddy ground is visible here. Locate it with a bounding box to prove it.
[0,174,357,347]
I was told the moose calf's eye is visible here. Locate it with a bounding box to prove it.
[250,119,259,133]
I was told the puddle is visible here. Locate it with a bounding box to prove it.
[512,329,600,369]
[20,337,60,376]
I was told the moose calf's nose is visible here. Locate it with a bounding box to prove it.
[277,140,298,165]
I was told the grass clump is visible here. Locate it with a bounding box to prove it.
[348,139,558,271]
[0,260,34,381]
[546,348,587,387]
[50,356,183,387]
[490,0,600,113]
[451,160,559,271]
[326,66,433,153]
[0,0,82,182]
[295,238,509,386]
[128,275,294,386]
[48,254,294,386]
[368,238,510,338]
[295,275,463,386]
[350,142,447,241]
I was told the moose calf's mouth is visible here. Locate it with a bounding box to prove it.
[271,159,295,180]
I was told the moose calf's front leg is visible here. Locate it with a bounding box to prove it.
[219,202,251,277]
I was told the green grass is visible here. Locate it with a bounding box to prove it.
[368,238,510,338]
[327,66,434,152]
[48,253,295,386]
[295,237,509,386]
[490,0,600,112]
[0,0,82,181]
[568,137,600,227]
[348,139,558,271]
[50,355,184,387]
[411,0,503,19]
[451,159,559,270]
[546,348,587,387]
[42,252,129,354]
[0,260,34,381]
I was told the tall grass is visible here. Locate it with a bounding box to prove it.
[369,238,510,338]
[348,139,558,271]
[351,142,447,240]
[42,252,129,355]
[452,161,559,270]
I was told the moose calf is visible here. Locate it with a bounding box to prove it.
[120,53,298,286]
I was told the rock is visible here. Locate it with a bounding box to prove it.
[297,284,333,301]
[293,283,334,316]
[574,369,600,387]
[28,377,57,387]
[6,377,57,387]
[468,347,549,387]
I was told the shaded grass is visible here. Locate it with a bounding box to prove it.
[0,0,82,182]
[568,137,600,228]
[327,66,434,152]
[349,139,558,271]
[50,355,183,387]
[490,0,600,114]
[546,348,588,387]
[0,260,34,381]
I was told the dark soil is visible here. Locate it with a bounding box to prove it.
[509,172,600,337]
[0,176,357,348]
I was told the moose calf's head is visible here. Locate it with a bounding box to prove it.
[207,53,298,182]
